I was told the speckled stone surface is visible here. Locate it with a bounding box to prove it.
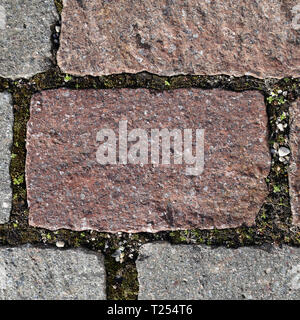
[0,246,106,300]
[0,0,58,79]
[26,88,270,233]
[0,92,13,224]
[290,98,300,225]
[137,242,300,300]
[57,0,300,79]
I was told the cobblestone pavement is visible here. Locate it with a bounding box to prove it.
[0,0,299,300]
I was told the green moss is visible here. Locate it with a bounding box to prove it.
[0,77,10,91]
[273,185,281,193]
[105,256,139,300]
[64,74,72,82]
[54,0,63,15]
[13,174,24,186]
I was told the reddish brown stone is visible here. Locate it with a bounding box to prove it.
[26,88,270,233]
[290,99,300,225]
[57,0,300,79]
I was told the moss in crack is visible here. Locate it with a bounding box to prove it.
[11,85,30,191]
[258,80,299,245]
[5,83,31,244]
[29,70,288,93]
[105,256,138,300]
[0,77,10,92]
[54,0,63,15]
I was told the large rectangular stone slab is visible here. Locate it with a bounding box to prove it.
[57,0,300,79]
[0,246,106,300]
[0,0,58,79]
[137,243,300,300]
[26,88,270,233]
[290,98,300,225]
[0,92,13,224]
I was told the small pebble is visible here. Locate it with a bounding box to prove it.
[56,241,65,248]
[278,147,290,157]
[277,123,284,132]
[112,249,121,259]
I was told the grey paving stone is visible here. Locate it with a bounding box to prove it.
[137,243,300,300]
[0,245,106,300]
[0,92,13,224]
[0,0,59,79]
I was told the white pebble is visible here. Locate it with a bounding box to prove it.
[277,123,284,131]
[278,147,290,157]
[56,241,65,248]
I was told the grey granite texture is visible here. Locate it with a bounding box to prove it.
[0,92,13,224]
[137,243,300,300]
[0,0,58,79]
[0,246,106,300]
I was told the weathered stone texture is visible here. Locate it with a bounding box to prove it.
[0,92,13,224]
[57,0,300,78]
[26,88,270,233]
[137,243,300,300]
[0,246,106,300]
[290,99,300,225]
[0,0,58,79]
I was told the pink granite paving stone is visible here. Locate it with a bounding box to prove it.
[26,88,270,233]
[290,98,300,226]
[57,0,300,78]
